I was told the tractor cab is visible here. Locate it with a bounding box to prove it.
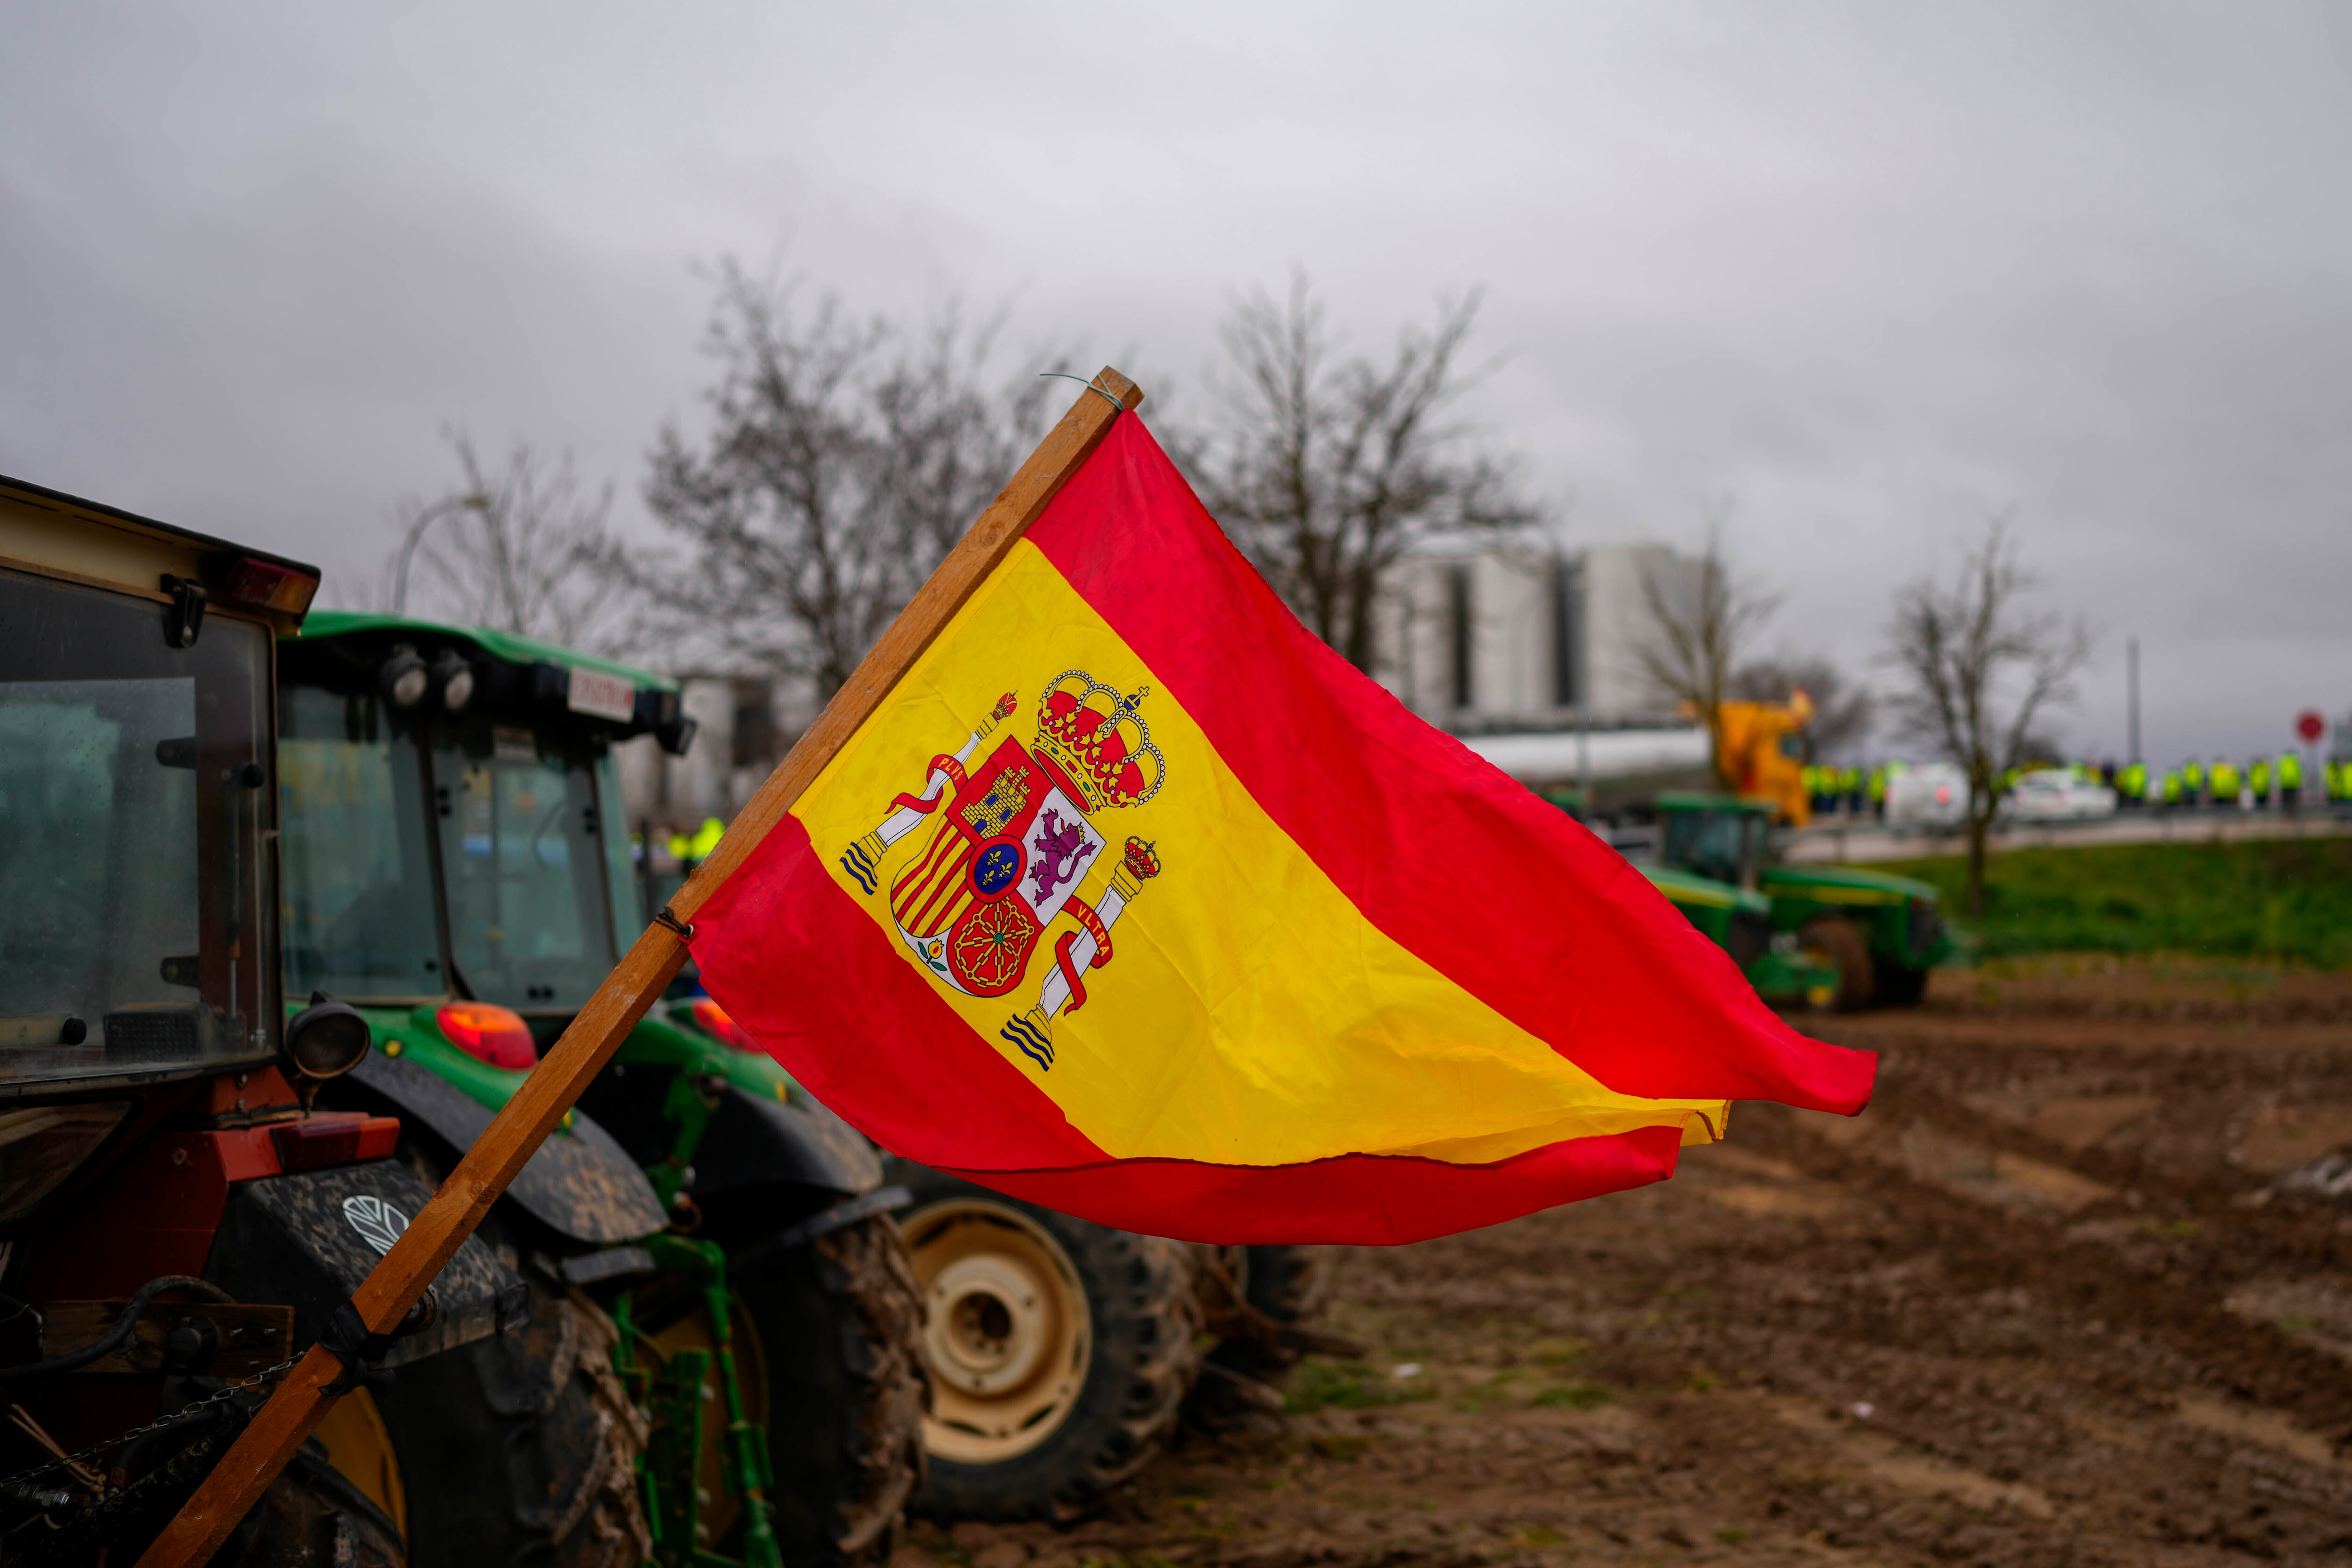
[1655,791,1774,889]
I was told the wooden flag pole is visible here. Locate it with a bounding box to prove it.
[138,366,1144,1568]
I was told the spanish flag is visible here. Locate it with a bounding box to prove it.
[694,413,1873,1245]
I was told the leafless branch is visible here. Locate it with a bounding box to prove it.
[1632,523,1782,789]
[622,261,1062,703]
[1882,519,2093,914]
[1196,269,1538,672]
[397,434,628,651]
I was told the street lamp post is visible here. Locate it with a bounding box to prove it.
[391,492,490,614]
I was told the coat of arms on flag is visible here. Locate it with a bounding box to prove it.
[836,673,1166,1070]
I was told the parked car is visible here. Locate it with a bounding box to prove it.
[1884,763,1969,828]
[2002,768,2117,823]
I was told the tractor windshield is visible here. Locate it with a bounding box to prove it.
[0,568,277,1084]
[1662,808,1764,888]
[279,686,446,1000]
[429,718,624,1010]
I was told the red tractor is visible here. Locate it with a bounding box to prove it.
[0,477,641,1566]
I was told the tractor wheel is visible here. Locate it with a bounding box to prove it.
[366,1276,652,1568]
[886,1161,1201,1521]
[1872,957,1930,1008]
[1184,1245,1339,1428]
[722,1213,930,1566]
[1799,916,1877,1012]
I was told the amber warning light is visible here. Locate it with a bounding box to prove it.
[437,1001,540,1069]
[222,555,320,615]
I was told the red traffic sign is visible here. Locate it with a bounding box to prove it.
[2298,709,2325,742]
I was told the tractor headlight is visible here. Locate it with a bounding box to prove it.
[381,645,429,709]
[433,653,477,712]
[284,992,372,1080]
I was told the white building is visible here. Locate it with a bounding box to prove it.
[1378,541,1703,732]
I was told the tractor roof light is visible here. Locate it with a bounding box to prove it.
[221,556,320,616]
[285,992,373,1082]
[688,996,760,1054]
[381,644,429,709]
[436,1001,539,1070]
[432,653,476,713]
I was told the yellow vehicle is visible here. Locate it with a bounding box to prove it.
[1714,691,1815,825]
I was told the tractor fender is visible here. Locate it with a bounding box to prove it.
[338,1051,670,1245]
[692,1083,883,1200]
[205,1160,525,1369]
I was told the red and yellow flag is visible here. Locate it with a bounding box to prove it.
[695,415,1873,1244]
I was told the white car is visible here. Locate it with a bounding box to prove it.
[1885,762,1970,827]
[2002,769,2117,822]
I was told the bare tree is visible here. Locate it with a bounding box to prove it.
[1731,653,1875,760]
[1633,526,1782,791]
[630,262,1055,701]
[1883,521,2092,915]
[394,433,629,651]
[1198,271,1537,673]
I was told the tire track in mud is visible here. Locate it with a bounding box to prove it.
[1752,1023,2352,1445]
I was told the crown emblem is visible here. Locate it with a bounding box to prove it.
[1033,670,1166,812]
[1121,836,1162,880]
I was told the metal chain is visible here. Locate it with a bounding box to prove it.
[0,1356,300,1494]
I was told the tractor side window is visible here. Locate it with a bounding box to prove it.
[279,685,445,1001]
[1663,810,1751,887]
[593,748,644,955]
[429,721,618,1011]
[0,568,275,1083]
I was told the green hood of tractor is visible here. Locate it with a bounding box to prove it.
[294,610,676,694]
[1639,863,1771,916]
[1760,861,1938,907]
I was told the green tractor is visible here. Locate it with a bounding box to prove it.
[274,612,926,1567]
[1649,792,1950,1010]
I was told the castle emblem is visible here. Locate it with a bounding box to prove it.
[839,671,1167,1073]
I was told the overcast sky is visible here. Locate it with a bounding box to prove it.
[4,3,2347,763]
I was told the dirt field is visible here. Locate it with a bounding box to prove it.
[900,955,2352,1568]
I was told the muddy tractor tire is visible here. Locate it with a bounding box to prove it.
[885,1161,1201,1521]
[368,1278,652,1568]
[1800,916,1877,1012]
[721,1213,930,1566]
[1185,1245,1340,1427]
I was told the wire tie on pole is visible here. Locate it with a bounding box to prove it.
[653,906,695,943]
[1038,372,1127,412]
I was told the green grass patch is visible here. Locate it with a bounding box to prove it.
[1531,1379,1613,1410]
[1284,1358,1435,1414]
[1878,838,2352,967]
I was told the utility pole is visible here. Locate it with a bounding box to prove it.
[2126,636,2141,765]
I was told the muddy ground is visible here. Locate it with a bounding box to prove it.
[901,955,2352,1568]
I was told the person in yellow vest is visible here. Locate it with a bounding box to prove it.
[2249,755,2273,809]
[2183,757,2205,805]
[2279,751,2303,812]
[2120,761,2147,808]
[2209,756,2241,809]
[2162,768,2183,808]
[1868,763,1889,818]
